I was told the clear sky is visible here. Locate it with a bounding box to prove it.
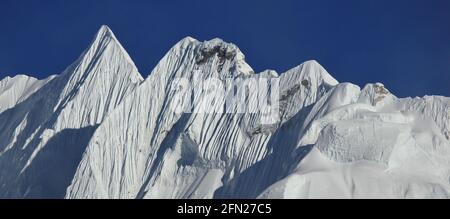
[1,0,449,97]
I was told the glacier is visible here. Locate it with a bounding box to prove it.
[0,25,449,199]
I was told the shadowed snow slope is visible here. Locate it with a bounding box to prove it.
[1,26,449,199]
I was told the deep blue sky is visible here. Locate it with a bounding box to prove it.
[1,0,449,97]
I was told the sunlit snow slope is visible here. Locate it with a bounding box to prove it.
[1,26,449,199]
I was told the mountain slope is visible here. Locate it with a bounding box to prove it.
[65,37,338,199]
[259,83,450,198]
[0,25,143,198]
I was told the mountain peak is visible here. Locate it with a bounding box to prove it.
[95,25,117,42]
[87,25,121,53]
[99,24,112,33]
[196,38,254,75]
[301,60,339,86]
[64,25,143,81]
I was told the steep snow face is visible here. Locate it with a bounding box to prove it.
[0,25,143,198]
[0,75,55,113]
[65,37,338,198]
[260,83,450,198]
[395,96,450,142]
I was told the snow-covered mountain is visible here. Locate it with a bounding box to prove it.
[1,25,449,199]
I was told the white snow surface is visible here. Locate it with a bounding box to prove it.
[0,74,56,113]
[0,25,449,199]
